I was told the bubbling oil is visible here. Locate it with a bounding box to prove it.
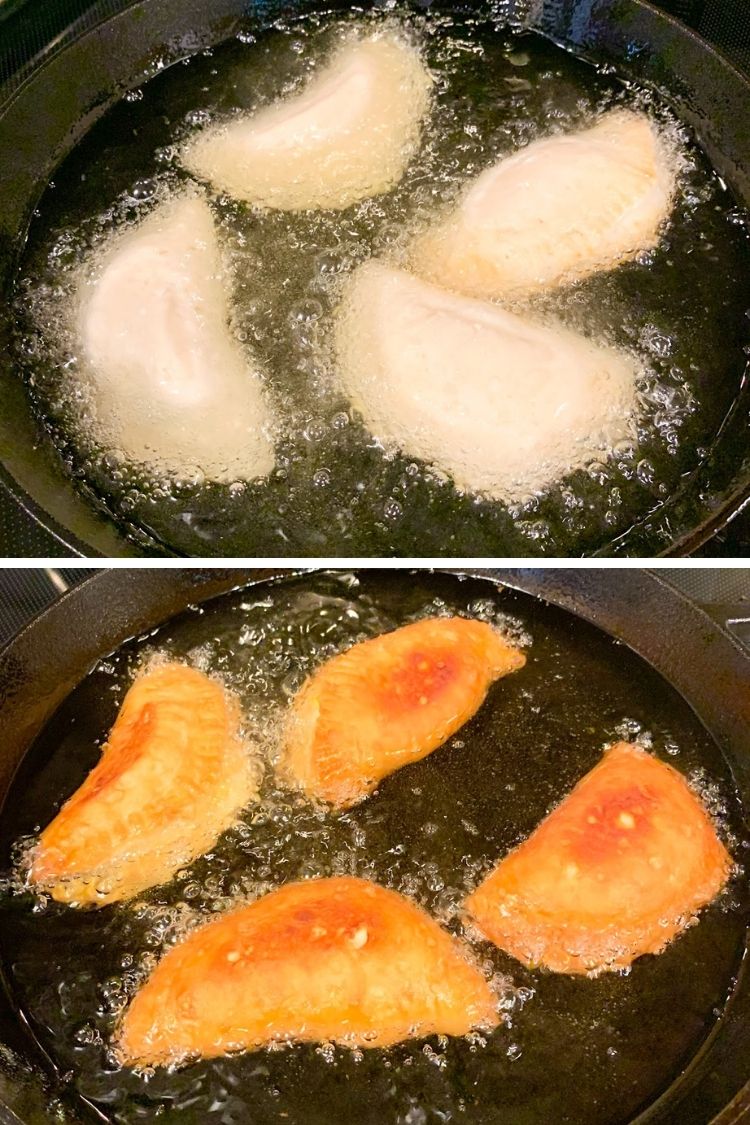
[12,9,750,556]
[0,570,746,1124]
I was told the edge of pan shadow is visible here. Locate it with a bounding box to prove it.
[0,570,746,1125]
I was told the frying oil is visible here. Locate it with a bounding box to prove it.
[0,571,746,1124]
[12,8,750,556]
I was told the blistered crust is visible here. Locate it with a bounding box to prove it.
[283,616,525,807]
[465,742,731,974]
[30,663,256,905]
[117,876,498,1064]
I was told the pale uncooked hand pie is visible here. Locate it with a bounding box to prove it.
[411,110,677,299]
[335,262,639,503]
[77,194,274,484]
[181,31,432,211]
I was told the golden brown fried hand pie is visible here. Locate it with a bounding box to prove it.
[117,875,498,1066]
[30,663,255,906]
[283,616,525,807]
[465,742,731,974]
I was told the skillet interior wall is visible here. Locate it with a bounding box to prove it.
[0,568,749,1125]
[0,0,749,556]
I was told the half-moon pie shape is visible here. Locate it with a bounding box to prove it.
[78,194,274,484]
[411,110,676,299]
[465,742,731,974]
[334,261,638,502]
[283,616,525,807]
[116,875,498,1065]
[181,32,432,211]
[30,663,255,906]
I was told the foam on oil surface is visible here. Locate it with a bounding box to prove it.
[0,571,746,1124]
[12,9,750,555]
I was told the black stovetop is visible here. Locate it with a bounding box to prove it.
[0,0,748,558]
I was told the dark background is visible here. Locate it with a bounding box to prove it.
[0,0,748,558]
[0,566,747,647]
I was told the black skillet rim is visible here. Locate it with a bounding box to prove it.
[0,566,749,1123]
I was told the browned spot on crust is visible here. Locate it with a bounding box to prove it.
[117,876,498,1066]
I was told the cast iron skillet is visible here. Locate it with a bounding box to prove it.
[0,0,749,557]
[0,567,748,1125]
